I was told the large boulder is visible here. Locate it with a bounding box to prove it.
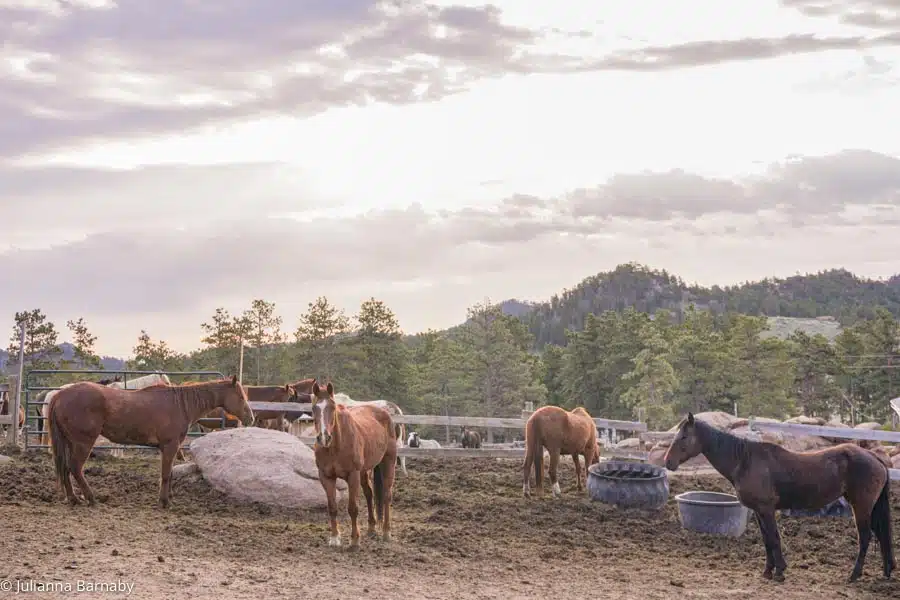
[189,427,346,509]
[666,411,741,433]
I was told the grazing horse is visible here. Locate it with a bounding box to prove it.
[664,412,894,583]
[522,405,600,499]
[48,376,253,508]
[333,392,409,477]
[311,381,398,548]
[460,428,482,449]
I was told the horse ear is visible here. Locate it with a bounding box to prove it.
[231,375,238,386]
[284,384,291,392]
[326,382,334,396]
[687,412,694,425]
[312,382,320,396]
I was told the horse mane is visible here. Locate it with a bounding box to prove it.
[571,406,590,417]
[692,418,752,463]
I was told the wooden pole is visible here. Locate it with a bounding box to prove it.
[237,337,244,384]
[12,320,26,447]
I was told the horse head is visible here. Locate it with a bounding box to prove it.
[311,381,337,448]
[407,431,420,448]
[663,412,702,471]
[222,375,254,427]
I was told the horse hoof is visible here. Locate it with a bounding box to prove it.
[348,540,360,551]
[327,536,341,547]
[773,573,785,583]
[847,573,861,584]
[367,529,378,539]
[383,533,392,543]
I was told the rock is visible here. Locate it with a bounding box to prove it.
[868,445,892,468]
[171,462,202,483]
[855,422,882,430]
[784,416,827,426]
[189,427,347,509]
[615,437,642,449]
[0,454,11,464]
[667,411,741,433]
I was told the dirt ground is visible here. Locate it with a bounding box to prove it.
[1,450,898,600]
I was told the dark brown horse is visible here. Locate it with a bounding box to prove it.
[311,381,398,549]
[48,376,253,508]
[664,413,894,583]
[460,428,482,449]
[522,405,600,498]
[249,384,297,430]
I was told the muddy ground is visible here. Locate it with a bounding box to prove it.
[0,449,898,600]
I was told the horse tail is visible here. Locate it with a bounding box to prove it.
[373,464,385,523]
[48,394,72,493]
[524,416,543,489]
[872,466,895,571]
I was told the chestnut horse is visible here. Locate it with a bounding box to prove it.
[522,405,600,498]
[311,381,398,548]
[48,376,253,508]
[664,412,894,583]
[1,391,25,430]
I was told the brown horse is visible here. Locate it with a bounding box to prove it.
[311,381,398,549]
[664,413,894,583]
[248,384,297,430]
[522,405,600,499]
[1,391,25,430]
[460,428,482,449]
[48,376,253,508]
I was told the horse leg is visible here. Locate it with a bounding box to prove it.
[548,448,562,498]
[68,441,97,507]
[360,471,377,537]
[381,455,397,542]
[759,509,787,581]
[158,441,180,508]
[754,511,776,580]
[522,446,533,498]
[321,476,341,547]
[347,470,362,549]
[572,453,583,492]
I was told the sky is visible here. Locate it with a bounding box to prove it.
[2,0,900,358]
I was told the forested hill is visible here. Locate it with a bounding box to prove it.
[509,263,900,348]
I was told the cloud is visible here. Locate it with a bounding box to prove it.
[5,0,899,163]
[559,150,900,221]
[570,33,900,73]
[0,0,563,159]
[0,162,323,246]
[2,149,899,355]
[782,1,900,31]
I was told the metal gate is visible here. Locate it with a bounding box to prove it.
[24,369,227,451]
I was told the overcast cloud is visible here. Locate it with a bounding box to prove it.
[3,149,900,355]
[2,0,897,159]
[3,1,900,356]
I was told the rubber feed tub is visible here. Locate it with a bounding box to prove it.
[675,491,749,537]
[586,460,669,510]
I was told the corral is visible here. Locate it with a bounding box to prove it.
[3,371,900,599]
[0,452,897,600]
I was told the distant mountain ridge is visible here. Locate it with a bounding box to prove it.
[0,342,126,373]
[2,264,898,365]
